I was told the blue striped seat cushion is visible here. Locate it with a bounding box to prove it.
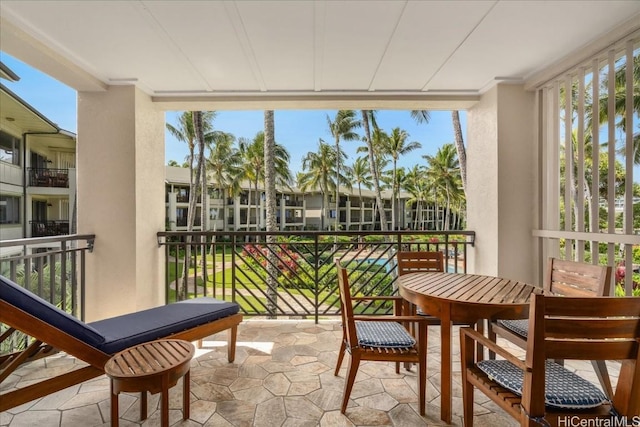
[477,360,608,409]
[497,319,529,337]
[355,321,416,348]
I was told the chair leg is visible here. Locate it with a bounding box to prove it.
[487,322,497,360]
[341,353,361,414]
[592,360,613,399]
[335,340,346,376]
[462,378,474,427]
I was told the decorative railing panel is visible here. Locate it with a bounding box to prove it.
[158,230,475,321]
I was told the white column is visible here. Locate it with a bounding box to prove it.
[78,85,165,321]
[168,192,177,231]
[467,84,536,283]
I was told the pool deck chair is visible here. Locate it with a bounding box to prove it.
[0,275,243,411]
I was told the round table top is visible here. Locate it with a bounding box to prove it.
[398,272,540,322]
[104,339,195,380]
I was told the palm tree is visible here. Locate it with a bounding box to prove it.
[263,110,278,318]
[166,111,216,299]
[298,140,336,230]
[360,110,388,231]
[327,110,361,231]
[412,109,468,197]
[347,156,373,231]
[381,127,421,230]
[403,165,428,229]
[423,144,462,231]
[207,131,241,230]
[239,132,291,232]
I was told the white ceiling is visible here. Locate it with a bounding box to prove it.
[1,0,639,109]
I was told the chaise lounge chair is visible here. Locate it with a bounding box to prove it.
[0,275,243,411]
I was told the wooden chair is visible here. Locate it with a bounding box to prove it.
[396,251,445,326]
[334,262,429,415]
[461,293,640,427]
[489,257,614,397]
[0,275,243,411]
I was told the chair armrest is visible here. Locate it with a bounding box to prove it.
[460,327,527,370]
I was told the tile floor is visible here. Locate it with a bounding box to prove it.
[0,320,618,427]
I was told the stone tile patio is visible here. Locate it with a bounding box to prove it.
[0,320,619,427]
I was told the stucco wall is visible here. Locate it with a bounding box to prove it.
[467,84,536,283]
[78,85,164,321]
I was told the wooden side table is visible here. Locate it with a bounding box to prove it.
[104,339,195,427]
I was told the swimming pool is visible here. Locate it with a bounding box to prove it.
[361,257,457,273]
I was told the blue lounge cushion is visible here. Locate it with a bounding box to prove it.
[0,275,105,348]
[355,321,416,348]
[477,359,608,409]
[89,297,239,354]
[1,274,240,355]
[497,319,529,337]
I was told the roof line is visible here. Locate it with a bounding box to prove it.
[0,82,60,131]
[0,61,20,82]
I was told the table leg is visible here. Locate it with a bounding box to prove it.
[183,370,191,420]
[440,305,452,424]
[110,381,119,427]
[140,391,147,421]
[161,378,169,427]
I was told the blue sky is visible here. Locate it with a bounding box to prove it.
[2,53,464,175]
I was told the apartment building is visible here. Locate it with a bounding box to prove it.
[164,165,432,232]
[0,71,76,242]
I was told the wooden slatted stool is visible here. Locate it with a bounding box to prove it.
[104,339,195,427]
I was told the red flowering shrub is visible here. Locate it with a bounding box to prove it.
[242,244,300,278]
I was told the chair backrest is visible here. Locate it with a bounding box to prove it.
[544,257,613,297]
[523,293,640,417]
[335,262,358,349]
[396,251,444,276]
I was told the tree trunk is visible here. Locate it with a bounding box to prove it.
[358,185,363,231]
[361,110,388,233]
[264,110,278,318]
[183,111,205,300]
[391,160,397,230]
[200,140,208,285]
[452,110,467,196]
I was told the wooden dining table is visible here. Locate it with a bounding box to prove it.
[397,271,539,424]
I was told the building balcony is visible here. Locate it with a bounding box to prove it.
[30,220,70,237]
[0,318,619,427]
[28,168,69,188]
[0,233,628,426]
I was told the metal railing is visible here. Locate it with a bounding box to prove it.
[28,168,69,188]
[157,230,475,321]
[0,234,95,321]
[30,220,70,237]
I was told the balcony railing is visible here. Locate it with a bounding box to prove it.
[28,168,69,188]
[157,230,475,321]
[0,234,95,321]
[30,220,70,237]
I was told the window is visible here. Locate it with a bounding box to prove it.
[0,196,21,224]
[0,131,21,166]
